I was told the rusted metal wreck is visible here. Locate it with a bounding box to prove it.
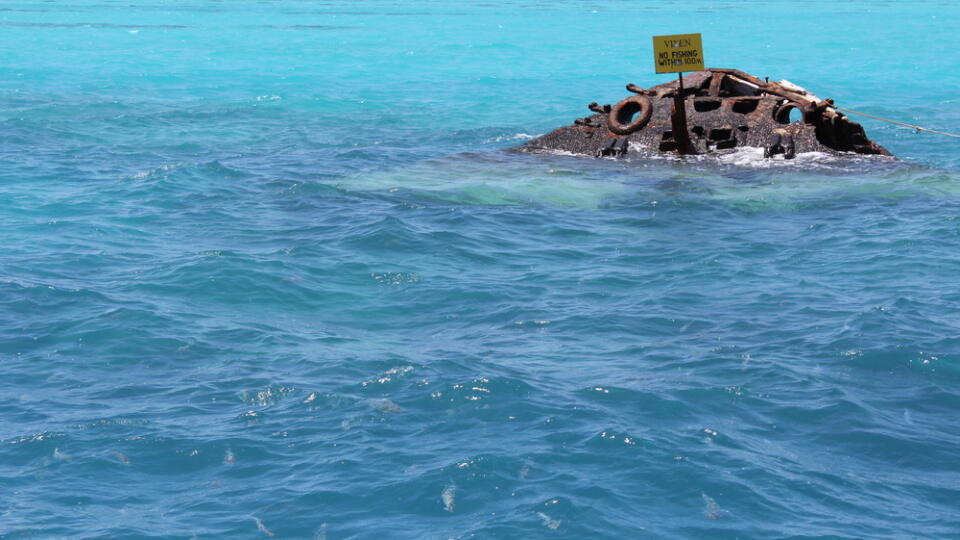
[517,68,891,159]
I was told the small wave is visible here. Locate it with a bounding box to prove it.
[702,493,726,520]
[251,25,358,31]
[442,484,456,512]
[250,516,275,537]
[522,148,583,158]
[121,160,249,183]
[629,143,895,170]
[0,21,190,29]
[708,146,891,170]
[483,133,539,144]
[529,142,897,171]
[536,511,561,530]
[125,162,196,180]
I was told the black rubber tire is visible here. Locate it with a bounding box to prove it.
[607,95,653,135]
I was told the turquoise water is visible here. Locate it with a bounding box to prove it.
[3,1,960,538]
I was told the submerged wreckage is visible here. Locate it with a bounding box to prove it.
[518,68,891,159]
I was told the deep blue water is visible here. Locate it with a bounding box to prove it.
[3,1,960,538]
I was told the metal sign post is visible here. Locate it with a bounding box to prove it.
[672,72,693,154]
[653,33,704,155]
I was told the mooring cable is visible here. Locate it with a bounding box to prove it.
[828,104,960,139]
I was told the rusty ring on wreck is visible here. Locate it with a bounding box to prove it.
[773,101,806,124]
[607,95,653,135]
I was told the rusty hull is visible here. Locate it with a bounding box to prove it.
[517,68,891,159]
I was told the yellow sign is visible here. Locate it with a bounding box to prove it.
[653,33,704,74]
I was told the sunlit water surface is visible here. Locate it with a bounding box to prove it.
[2,1,960,538]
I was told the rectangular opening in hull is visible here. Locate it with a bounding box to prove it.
[731,99,760,114]
[708,128,732,141]
[659,141,677,151]
[693,99,721,112]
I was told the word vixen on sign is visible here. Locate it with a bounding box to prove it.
[653,33,704,74]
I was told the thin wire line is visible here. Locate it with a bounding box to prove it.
[829,105,960,139]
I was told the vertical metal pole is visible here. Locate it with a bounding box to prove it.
[671,71,694,155]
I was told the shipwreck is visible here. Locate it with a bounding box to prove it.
[517,68,891,159]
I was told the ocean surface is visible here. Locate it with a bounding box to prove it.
[3,1,960,538]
